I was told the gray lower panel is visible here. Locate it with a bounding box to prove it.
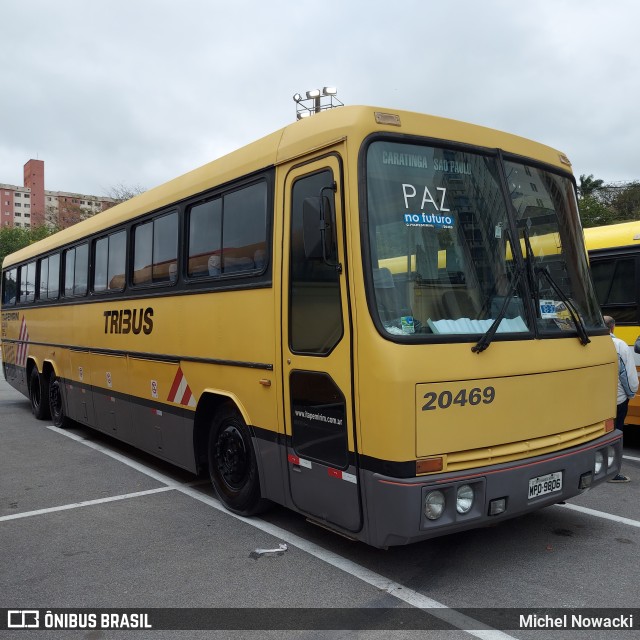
[362,432,623,548]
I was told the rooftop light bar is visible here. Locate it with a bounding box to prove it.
[293,87,344,120]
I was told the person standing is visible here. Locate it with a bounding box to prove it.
[604,315,638,482]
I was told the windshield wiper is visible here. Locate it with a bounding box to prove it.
[535,266,591,346]
[521,227,590,347]
[472,265,524,354]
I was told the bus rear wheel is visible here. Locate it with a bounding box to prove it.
[29,367,50,420]
[49,375,70,428]
[207,406,268,516]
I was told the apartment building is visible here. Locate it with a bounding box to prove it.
[1,159,116,230]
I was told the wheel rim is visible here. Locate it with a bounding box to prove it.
[214,424,249,490]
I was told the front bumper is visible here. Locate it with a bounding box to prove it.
[362,431,623,548]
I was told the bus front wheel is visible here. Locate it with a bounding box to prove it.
[29,367,50,420]
[207,406,268,516]
[49,375,70,428]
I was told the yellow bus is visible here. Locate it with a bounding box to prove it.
[585,220,640,425]
[1,106,622,548]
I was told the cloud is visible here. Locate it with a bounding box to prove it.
[1,0,639,194]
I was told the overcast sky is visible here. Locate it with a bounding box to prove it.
[1,0,638,197]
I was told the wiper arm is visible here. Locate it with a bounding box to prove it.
[521,227,589,346]
[535,266,591,346]
[472,266,524,354]
[521,227,539,300]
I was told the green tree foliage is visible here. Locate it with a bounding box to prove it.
[578,174,604,198]
[578,195,616,228]
[578,175,640,228]
[0,225,56,267]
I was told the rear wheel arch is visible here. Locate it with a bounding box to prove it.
[193,391,251,471]
[193,392,268,515]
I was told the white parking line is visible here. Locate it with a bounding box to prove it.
[556,502,640,528]
[0,486,173,522]
[44,425,516,640]
[622,454,640,463]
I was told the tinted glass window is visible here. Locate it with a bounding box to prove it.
[2,268,17,305]
[591,257,637,323]
[290,371,348,468]
[20,262,36,303]
[133,213,177,285]
[94,237,109,292]
[74,244,88,296]
[133,221,153,285]
[94,230,126,292]
[188,199,222,277]
[222,183,267,274]
[39,258,49,299]
[187,182,268,279]
[64,249,75,297]
[153,213,178,283]
[289,170,342,354]
[47,253,60,300]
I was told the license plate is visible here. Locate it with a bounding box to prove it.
[528,471,563,499]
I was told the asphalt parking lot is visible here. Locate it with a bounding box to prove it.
[2,369,640,640]
[3,372,494,640]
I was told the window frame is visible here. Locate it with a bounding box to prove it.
[91,228,127,294]
[131,209,179,289]
[184,177,271,284]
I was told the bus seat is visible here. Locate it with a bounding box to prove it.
[441,289,476,319]
[224,256,254,273]
[254,249,266,270]
[208,255,222,276]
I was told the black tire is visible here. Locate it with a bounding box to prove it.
[49,374,70,428]
[29,367,50,420]
[207,405,268,516]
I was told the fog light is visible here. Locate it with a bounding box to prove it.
[579,471,593,490]
[594,450,604,475]
[607,446,615,469]
[424,490,445,520]
[489,498,506,516]
[456,484,474,514]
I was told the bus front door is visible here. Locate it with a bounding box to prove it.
[282,155,361,533]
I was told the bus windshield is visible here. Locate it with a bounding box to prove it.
[364,140,603,340]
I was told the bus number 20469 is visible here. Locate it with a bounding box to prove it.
[422,386,495,411]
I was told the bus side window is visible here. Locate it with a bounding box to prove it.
[93,231,126,293]
[47,253,60,300]
[63,244,88,297]
[133,212,178,285]
[19,261,36,303]
[2,268,17,305]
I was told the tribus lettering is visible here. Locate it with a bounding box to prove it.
[103,308,154,335]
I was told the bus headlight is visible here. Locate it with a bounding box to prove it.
[594,450,604,475]
[456,484,474,514]
[607,446,616,469]
[424,490,445,520]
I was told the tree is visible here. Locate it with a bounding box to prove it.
[104,183,146,205]
[57,200,86,229]
[0,225,55,266]
[576,175,640,228]
[578,174,604,199]
[578,195,616,228]
[610,182,640,221]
